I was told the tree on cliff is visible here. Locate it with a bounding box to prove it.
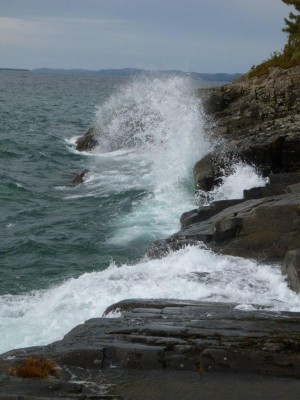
[249,0,300,76]
[282,0,300,62]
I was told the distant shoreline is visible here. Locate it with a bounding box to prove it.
[0,68,30,72]
[0,67,241,83]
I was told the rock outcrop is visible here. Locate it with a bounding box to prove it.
[151,171,300,262]
[72,168,90,184]
[149,66,300,286]
[195,66,300,190]
[2,299,300,398]
[282,249,300,293]
[75,127,99,151]
[176,191,300,260]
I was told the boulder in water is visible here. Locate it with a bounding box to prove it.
[72,169,90,184]
[75,127,98,151]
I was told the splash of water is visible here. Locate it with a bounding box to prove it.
[86,76,212,243]
[93,76,211,183]
[196,162,269,205]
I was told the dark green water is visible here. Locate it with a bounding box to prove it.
[0,71,143,295]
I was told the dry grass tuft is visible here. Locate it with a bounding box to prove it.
[248,50,300,78]
[8,356,59,379]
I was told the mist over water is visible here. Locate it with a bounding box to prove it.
[1,73,299,355]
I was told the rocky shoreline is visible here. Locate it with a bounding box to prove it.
[1,67,300,399]
[151,66,300,291]
[2,299,300,399]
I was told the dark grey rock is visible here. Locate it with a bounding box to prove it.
[243,186,264,200]
[75,127,99,151]
[166,192,300,260]
[55,347,105,369]
[212,199,245,213]
[180,207,215,229]
[196,206,215,220]
[214,217,243,242]
[269,173,300,186]
[72,169,90,184]
[195,66,300,188]
[282,249,300,293]
[181,200,246,230]
[286,183,300,193]
[180,209,199,229]
[2,298,300,397]
[193,154,222,191]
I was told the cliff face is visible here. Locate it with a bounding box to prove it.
[195,66,300,189]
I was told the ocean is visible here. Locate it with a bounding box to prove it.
[1,70,300,355]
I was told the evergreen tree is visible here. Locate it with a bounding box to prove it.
[249,0,300,76]
[282,0,300,61]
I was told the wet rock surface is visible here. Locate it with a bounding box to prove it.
[72,169,90,184]
[75,127,99,151]
[171,67,300,266]
[159,172,300,261]
[195,66,300,189]
[2,299,300,398]
[282,249,300,293]
[175,191,300,260]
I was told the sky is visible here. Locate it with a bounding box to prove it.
[0,0,292,73]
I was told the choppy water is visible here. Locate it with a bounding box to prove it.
[1,71,300,355]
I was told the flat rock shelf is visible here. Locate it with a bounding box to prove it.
[1,299,300,399]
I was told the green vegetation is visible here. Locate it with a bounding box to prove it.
[249,0,300,77]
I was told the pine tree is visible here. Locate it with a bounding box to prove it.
[282,0,300,61]
[248,0,300,76]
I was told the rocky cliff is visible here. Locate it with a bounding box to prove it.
[178,69,300,299]
[150,66,300,292]
[194,66,300,190]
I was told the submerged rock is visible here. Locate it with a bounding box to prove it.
[72,168,90,184]
[75,127,99,151]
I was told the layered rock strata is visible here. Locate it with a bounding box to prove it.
[195,66,300,190]
[165,173,300,261]
[1,299,300,398]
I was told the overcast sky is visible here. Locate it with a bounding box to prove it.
[0,0,291,73]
